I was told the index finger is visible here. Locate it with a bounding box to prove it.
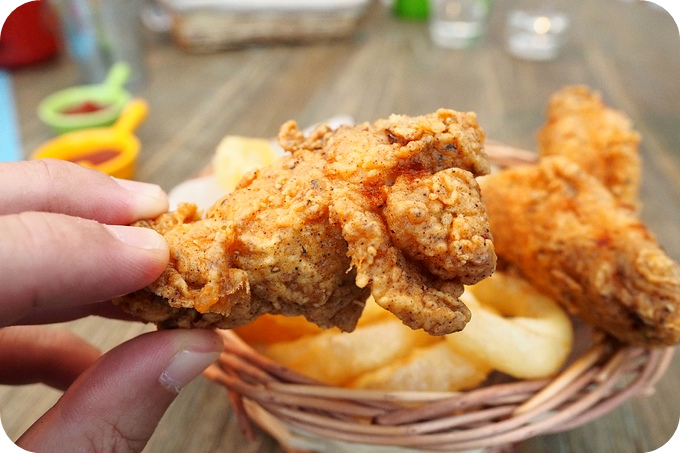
[0,212,168,326]
[0,159,168,224]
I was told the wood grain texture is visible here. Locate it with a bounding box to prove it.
[2,1,679,452]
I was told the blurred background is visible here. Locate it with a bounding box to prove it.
[2,1,678,187]
[1,1,680,452]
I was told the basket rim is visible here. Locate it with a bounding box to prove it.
[205,328,674,451]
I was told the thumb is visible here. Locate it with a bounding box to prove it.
[16,329,223,453]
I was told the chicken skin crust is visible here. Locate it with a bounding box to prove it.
[115,109,496,335]
[479,157,680,346]
[537,85,641,208]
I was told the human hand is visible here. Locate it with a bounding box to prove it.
[0,159,223,452]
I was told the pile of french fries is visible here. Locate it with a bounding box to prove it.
[235,271,574,392]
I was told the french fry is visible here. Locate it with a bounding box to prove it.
[260,319,438,386]
[446,272,573,379]
[233,314,325,344]
[213,136,278,193]
[234,295,390,345]
[349,341,492,392]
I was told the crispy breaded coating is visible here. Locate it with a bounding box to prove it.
[537,86,641,208]
[479,157,680,346]
[115,109,496,335]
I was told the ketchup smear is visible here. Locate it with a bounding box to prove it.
[70,149,121,166]
[60,101,110,115]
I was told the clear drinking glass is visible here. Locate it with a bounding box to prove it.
[504,5,570,61]
[428,0,492,49]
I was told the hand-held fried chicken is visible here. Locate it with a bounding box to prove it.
[479,156,680,346]
[114,110,496,336]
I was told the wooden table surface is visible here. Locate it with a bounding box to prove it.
[2,1,680,452]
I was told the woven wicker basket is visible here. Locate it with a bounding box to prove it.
[203,143,676,452]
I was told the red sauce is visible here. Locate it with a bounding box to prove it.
[70,149,121,166]
[60,101,111,115]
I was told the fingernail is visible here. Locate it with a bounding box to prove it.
[113,177,169,219]
[159,349,221,393]
[104,225,167,252]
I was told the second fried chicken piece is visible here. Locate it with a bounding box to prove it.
[537,85,641,208]
[479,156,680,346]
[115,109,496,336]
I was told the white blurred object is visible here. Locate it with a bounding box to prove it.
[141,0,172,34]
[168,175,225,211]
[428,0,492,49]
[504,7,569,61]
[303,114,354,133]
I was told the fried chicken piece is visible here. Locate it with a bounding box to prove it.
[115,109,496,335]
[479,156,680,345]
[537,85,641,208]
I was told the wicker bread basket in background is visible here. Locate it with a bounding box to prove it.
[203,143,676,453]
[160,0,371,52]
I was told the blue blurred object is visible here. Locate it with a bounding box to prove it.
[0,70,23,162]
[51,0,147,88]
[51,0,108,84]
